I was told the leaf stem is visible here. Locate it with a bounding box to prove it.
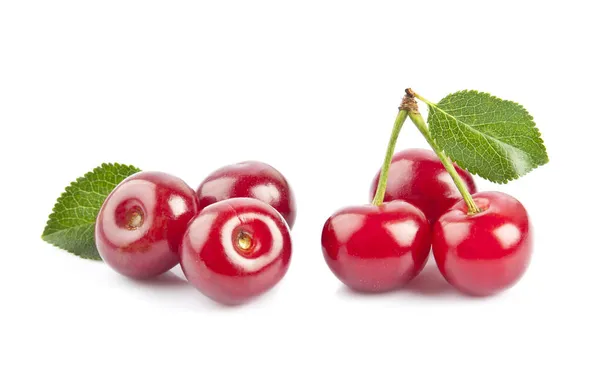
[405,92,480,214]
[371,101,410,206]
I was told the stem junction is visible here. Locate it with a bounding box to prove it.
[404,89,480,215]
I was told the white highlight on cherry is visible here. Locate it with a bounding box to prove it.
[385,159,414,191]
[188,212,218,252]
[200,177,236,198]
[330,213,366,243]
[436,171,455,190]
[493,223,522,249]
[168,195,188,218]
[220,212,284,271]
[443,221,472,247]
[385,219,419,247]
[250,184,281,204]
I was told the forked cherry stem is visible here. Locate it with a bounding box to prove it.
[404,89,480,214]
[371,96,412,206]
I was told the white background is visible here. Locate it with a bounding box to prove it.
[1,1,598,380]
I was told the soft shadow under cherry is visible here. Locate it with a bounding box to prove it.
[335,285,395,299]
[128,270,189,288]
[122,270,241,311]
[404,263,457,296]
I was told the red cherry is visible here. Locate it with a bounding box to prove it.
[321,200,431,292]
[95,171,199,279]
[180,197,292,305]
[432,191,532,296]
[196,161,296,228]
[370,148,477,224]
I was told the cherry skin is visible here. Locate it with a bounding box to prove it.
[432,191,532,296]
[370,148,477,224]
[196,161,296,228]
[180,197,292,305]
[95,171,199,279]
[321,200,431,293]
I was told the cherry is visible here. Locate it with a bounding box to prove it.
[432,191,532,296]
[95,171,199,279]
[196,161,296,228]
[321,200,431,292]
[370,148,477,224]
[180,197,292,305]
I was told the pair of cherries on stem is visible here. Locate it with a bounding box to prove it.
[95,161,295,305]
[321,99,532,297]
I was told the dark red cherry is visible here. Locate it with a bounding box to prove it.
[370,148,477,224]
[196,161,296,228]
[180,197,292,305]
[432,191,532,296]
[321,200,431,293]
[95,171,199,279]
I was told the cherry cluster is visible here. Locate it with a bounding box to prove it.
[93,91,537,303]
[95,161,296,305]
[322,148,532,297]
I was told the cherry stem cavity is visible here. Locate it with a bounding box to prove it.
[405,89,480,215]
[371,102,410,206]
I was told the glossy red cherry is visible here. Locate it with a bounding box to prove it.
[321,200,431,293]
[180,197,292,305]
[196,161,296,228]
[95,171,199,279]
[370,148,477,224]
[432,191,532,296]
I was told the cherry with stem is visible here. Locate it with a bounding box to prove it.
[404,88,533,296]
[321,96,431,293]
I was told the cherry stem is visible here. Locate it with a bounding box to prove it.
[405,89,480,214]
[371,104,409,206]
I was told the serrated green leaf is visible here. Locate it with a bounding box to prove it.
[427,90,548,183]
[42,163,141,260]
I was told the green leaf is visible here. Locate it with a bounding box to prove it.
[427,90,548,183]
[42,163,141,260]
